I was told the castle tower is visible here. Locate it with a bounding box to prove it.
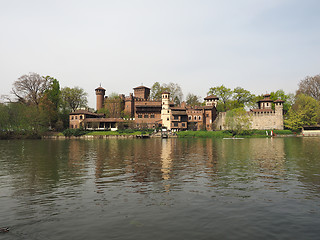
[204,95,219,107]
[274,99,284,115]
[95,86,106,111]
[258,94,273,109]
[133,86,150,100]
[161,92,171,130]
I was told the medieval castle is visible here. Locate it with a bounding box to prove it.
[69,85,284,131]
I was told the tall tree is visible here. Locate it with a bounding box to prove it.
[150,82,183,105]
[284,94,320,131]
[225,107,252,135]
[186,93,201,107]
[208,85,233,111]
[12,72,50,106]
[60,87,88,112]
[270,90,294,113]
[297,74,320,101]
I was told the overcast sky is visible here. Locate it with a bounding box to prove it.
[1,0,319,108]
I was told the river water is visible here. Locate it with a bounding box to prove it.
[0,137,320,239]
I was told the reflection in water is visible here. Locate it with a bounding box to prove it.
[160,139,173,191]
[1,138,320,240]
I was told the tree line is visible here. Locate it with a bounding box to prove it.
[1,72,319,137]
[0,72,88,138]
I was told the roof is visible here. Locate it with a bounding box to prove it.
[171,107,187,110]
[258,98,273,102]
[274,99,285,103]
[95,86,106,91]
[82,118,124,123]
[162,91,170,94]
[172,111,188,115]
[204,95,219,100]
[135,104,161,108]
[133,85,150,89]
[250,109,274,113]
[69,110,103,117]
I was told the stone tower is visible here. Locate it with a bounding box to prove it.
[95,86,106,111]
[274,99,284,115]
[161,92,171,130]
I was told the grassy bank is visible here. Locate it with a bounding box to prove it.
[61,128,154,137]
[177,129,294,138]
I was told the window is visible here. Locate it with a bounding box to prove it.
[206,114,209,117]
[198,116,201,120]
[188,116,192,120]
[138,115,142,118]
[71,116,74,120]
[80,115,83,120]
[174,116,179,120]
[144,115,149,118]
[167,110,169,113]
[150,114,155,118]
[194,116,197,120]
[71,125,73,128]
[167,118,169,121]
[182,123,185,127]
[174,122,178,127]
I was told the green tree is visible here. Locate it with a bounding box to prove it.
[150,82,183,105]
[270,90,294,113]
[284,94,320,131]
[232,87,255,108]
[186,93,201,107]
[225,108,252,135]
[60,87,88,112]
[208,85,233,111]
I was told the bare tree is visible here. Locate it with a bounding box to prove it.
[297,74,320,101]
[12,72,50,105]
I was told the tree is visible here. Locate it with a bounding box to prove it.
[186,93,201,107]
[225,107,252,135]
[104,92,124,118]
[284,94,320,131]
[150,82,183,105]
[297,74,320,101]
[208,85,233,111]
[232,87,255,108]
[12,72,51,106]
[60,87,88,112]
[270,90,294,113]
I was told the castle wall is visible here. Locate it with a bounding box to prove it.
[213,111,283,130]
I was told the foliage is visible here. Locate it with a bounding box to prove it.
[150,82,183,105]
[62,128,88,137]
[270,90,294,112]
[284,94,320,131]
[208,85,233,111]
[225,108,252,135]
[61,86,88,112]
[186,93,202,107]
[297,74,320,101]
[104,92,124,118]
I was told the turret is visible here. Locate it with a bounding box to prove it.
[274,99,284,115]
[95,86,106,111]
[204,95,219,107]
[161,92,171,130]
[258,94,273,109]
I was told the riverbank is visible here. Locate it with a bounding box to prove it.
[176,130,296,138]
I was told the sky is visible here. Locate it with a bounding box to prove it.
[0,0,319,108]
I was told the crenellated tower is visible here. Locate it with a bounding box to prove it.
[95,86,106,111]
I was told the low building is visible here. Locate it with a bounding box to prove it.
[302,126,320,136]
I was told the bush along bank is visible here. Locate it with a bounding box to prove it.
[177,129,294,138]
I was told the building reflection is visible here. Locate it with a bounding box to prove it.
[160,139,173,191]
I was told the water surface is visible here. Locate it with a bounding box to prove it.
[0,137,320,239]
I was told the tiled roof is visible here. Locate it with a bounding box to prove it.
[204,95,219,100]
